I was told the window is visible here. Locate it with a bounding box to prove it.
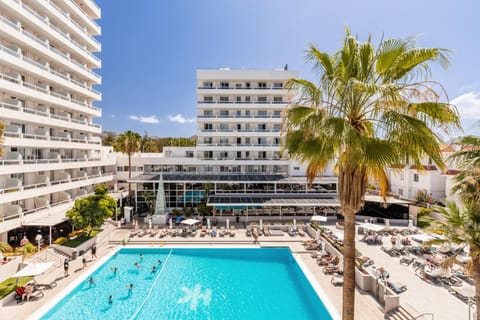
[258,96,267,103]
[235,83,242,89]
[245,110,251,116]
[274,110,282,117]
[245,96,251,102]
[219,110,229,116]
[236,137,241,144]
[237,151,241,158]
[236,110,241,116]
[258,82,267,88]
[204,151,213,159]
[236,96,241,102]
[245,151,250,157]
[204,137,212,144]
[258,110,267,116]
[273,82,283,89]
[203,110,213,116]
[204,123,212,130]
[219,124,229,130]
[237,124,241,130]
[245,82,251,88]
[258,123,266,130]
[220,82,229,89]
[293,167,300,170]
[219,96,229,102]
[400,173,404,181]
[245,138,250,144]
[203,96,213,102]
[203,82,213,88]
[273,97,283,103]
[399,188,403,196]
[273,124,281,130]
[413,173,419,182]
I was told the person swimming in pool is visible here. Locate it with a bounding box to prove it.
[108,295,113,304]
[134,262,141,268]
[111,266,118,275]
[151,266,157,273]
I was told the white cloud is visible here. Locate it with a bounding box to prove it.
[128,115,159,124]
[451,91,480,120]
[168,114,195,124]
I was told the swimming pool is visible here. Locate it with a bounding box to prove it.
[38,248,335,319]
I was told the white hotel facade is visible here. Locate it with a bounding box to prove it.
[117,69,339,215]
[0,0,115,242]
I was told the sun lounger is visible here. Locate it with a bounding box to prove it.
[229,229,235,237]
[387,281,407,294]
[331,275,344,286]
[33,279,57,290]
[269,229,284,236]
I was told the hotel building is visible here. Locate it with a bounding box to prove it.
[119,69,339,219]
[0,0,115,243]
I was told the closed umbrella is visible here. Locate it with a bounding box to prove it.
[260,219,263,230]
[207,218,211,229]
[169,218,172,229]
[226,219,230,229]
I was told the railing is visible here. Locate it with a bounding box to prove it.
[13,0,101,64]
[67,0,101,30]
[197,115,281,118]
[198,86,284,90]
[46,0,101,50]
[410,313,434,320]
[0,71,100,112]
[197,143,280,147]
[0,172,115,194]
[0,13,100,84]
[0,40,101,97]
[198,129,280,133]
[198,101,288,104]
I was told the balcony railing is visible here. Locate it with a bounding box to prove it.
[198,101,288,104]
[46,0,101,49]
[197,115,281,119]
[67,0,101,31]
[198,129,280,133]
[0,72,100,112]
[12,0,101,64]
[0,40,100,97]
[2,129,101,145]
[198,86,284,90]
[0,172,114,194]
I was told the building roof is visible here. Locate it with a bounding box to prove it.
[207,194,340,207]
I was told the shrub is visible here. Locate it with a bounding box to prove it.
[417,207,433,228]
[54,237,68,244]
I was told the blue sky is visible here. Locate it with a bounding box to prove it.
[95,0,480,138]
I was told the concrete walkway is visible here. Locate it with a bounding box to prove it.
[0,223,410,320]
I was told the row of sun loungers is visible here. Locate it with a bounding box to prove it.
[130,226,236,239]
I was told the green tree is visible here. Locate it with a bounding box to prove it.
[66,185,116,235]
[425,202,480,320]
[117,130,141,204]
[283,29,459,320]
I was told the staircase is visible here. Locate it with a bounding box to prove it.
[385,307,434,320]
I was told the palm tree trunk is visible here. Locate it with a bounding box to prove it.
[472,253,480,320]
[128,152,132,206]
[342,209,356,320]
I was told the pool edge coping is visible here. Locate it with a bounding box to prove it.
[31,245,340,320]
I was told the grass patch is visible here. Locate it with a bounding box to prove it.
[61,230,101,248]
[0,276,33,300]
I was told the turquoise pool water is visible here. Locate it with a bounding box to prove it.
[40,248,333,320]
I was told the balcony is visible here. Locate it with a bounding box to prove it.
[0,172,115,203]
[63,0,101,35]
[0,71,100,114]
[42,0,101,52]
[197,114,282,119]
[0,42,101,98]
[0,14,102,82]
[2,1,101,66]
[198,100,288,104]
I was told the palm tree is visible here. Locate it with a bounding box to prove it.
[283,29,459,320]
[0,242,13,254]
[449,135,480,203]
[117,130,141,205]
[425,202,480,320]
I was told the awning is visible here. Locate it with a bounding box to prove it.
[13,262,54,277]
[181,219,200,226]
[24,215,68,227]
[358,223,384,232]
[311,215,328,222]
[364,195,411,204]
